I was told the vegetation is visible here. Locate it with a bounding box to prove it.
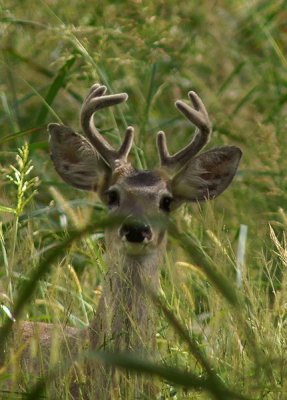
[1,0,287,398]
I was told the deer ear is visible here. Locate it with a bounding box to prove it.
[48,123,111,192]
[171,146,242,202]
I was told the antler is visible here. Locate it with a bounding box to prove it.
[157,91,212,170]
[80,83,134,169]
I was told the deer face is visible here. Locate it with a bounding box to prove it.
[103,170,171,255]
[49,84,242,257]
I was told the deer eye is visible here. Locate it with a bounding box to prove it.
[106,189,120,208]
[160,195,173,212]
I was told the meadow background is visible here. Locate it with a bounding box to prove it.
[1,0,287,398]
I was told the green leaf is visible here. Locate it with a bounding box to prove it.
[33,56,76,138]
[0,205,16,214]
[92,351,249,400]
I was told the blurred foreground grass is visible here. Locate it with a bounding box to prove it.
[1,0,287,398]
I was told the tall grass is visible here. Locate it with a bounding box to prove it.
[1,0,287,398]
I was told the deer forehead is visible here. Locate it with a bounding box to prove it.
[114,170,170,195]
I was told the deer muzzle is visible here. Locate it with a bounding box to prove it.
[119,221,152,244]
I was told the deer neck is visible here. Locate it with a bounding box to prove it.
[89,243,165,353]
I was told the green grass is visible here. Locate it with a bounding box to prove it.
[1,0,287,398]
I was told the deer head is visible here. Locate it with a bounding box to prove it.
[48,84,241,256]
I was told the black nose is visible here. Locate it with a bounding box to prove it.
[120,222,152,243]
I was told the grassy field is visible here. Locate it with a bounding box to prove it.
[1,0,287,398]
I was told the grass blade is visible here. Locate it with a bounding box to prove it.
[33,56,76,139]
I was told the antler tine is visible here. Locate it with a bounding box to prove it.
[157,91,212,170]
[80,84,134,169]
[118,126,134,160]
[157,130,170,164]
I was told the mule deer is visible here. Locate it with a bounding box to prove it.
[8,83,241,398]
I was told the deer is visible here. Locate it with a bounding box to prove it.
[6,83,242,399]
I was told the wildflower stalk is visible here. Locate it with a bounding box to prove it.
[6,143,39,302]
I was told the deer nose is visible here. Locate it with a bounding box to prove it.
[119,222,152,243]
